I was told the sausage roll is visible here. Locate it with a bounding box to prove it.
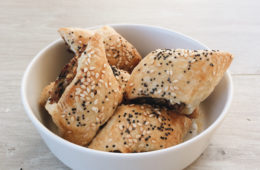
[125,49,233,115]
[45,33,123,146]
[88,104,192,153]
[58,26,142,72]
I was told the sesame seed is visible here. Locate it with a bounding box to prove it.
[92,107,98,113]
[95,73,99,79]
[81,85,86,89]
[94,99,98,105]
[84,68,88,72]
[89,66,95,70]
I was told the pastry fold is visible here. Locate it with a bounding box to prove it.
[125,49,233,115]
[45,33,123,146]
[58,26,142,72]
[88,104,192,153]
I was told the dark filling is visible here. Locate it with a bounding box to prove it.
[111,65,120,77]
[48,57,127,105]
[49,56,78,104]
[49,39,90,104]
[125,97,185,113]
[110,150,121,153]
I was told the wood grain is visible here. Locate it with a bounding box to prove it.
[0,0,259,169]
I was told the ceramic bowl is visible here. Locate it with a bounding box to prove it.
[21,24,233,170]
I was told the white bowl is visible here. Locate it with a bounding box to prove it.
[21,24,233,170]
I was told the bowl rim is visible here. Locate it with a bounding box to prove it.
[21,24,233,158]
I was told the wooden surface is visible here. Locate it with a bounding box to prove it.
[0,0,259,169]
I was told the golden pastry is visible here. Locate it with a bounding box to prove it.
[45,33,123,146]
[125,49,233,115]
[111,66,130,93]
[58,26,142,72]
[89,104,192,153]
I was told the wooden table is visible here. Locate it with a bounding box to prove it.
[1,0,259,169]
